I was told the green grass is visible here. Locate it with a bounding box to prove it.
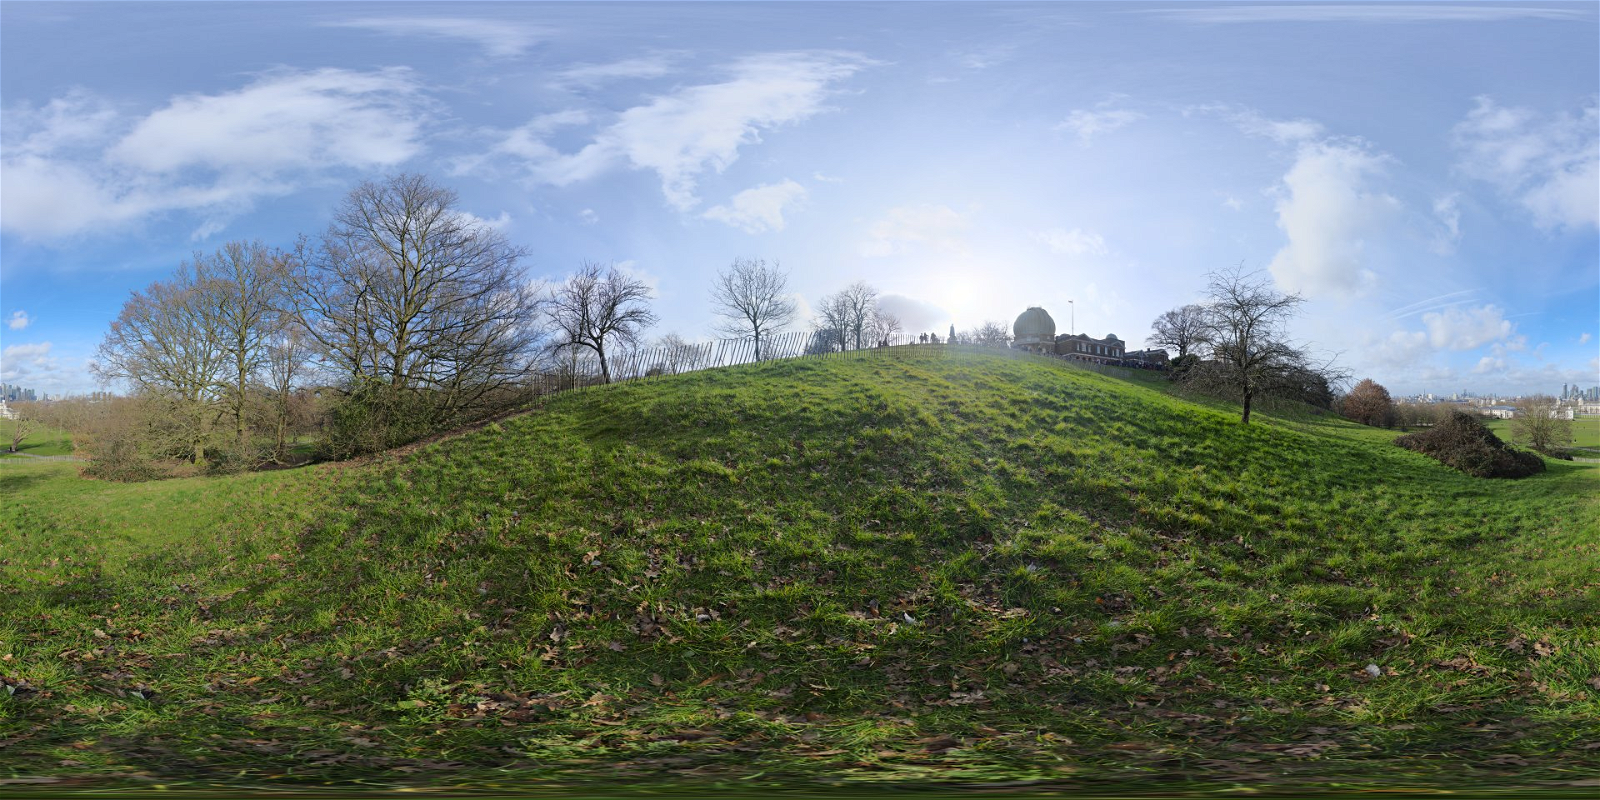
[1484,415,1600,452]
[2,349,1597,793]
[0,418,75,456]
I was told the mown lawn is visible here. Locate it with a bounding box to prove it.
[0,419,75,457]
[1485,415,1600,452]
[2,348,1596,794]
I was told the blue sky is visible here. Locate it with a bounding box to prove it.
[2,1,1596,398]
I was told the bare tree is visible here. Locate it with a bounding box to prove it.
[288,174,545,430]
[869,306,903,346]
[546,261,659,383]
[814,281,879,351]
[1511,395,1572,455]
[7,407,36,453]
[710,258,796,360]
[1149,303,1209,360]
[95,262,227,463]
[197,241,286,453]
[263,326,310,461]
[967,320,1012,347]
[647,333,700,375]
[1194,267,1310,425]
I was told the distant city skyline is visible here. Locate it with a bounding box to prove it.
[3,2,1596,398]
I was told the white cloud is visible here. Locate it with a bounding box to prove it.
[1199,105,1325,144]
[498,52,870,210]
[1369,329,1432,369]
[1431,193,1462,254]
[1422,304,1514,350]
[702,179,808,233]
[1035,227,1108,256]
[859,204,969,258]
[579,208,599,225]
[1,69,428,240]
[876,294,947,332]
[1222,194,1243,211]
[1472,356,1506,375]
[1056,102,1144,144]
[812,172,845,183]
[110,68,423,174]
[0,342,58,383]
[553,55,677,87]
[7,311,32,330]
[1143,6,1590,24]
[326,17,547,58]
[457,210,512,231]
[1266,141,1397,297]
[1452,96,1599,230]
[1581,332,1593,345]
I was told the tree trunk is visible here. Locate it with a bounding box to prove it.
[1240,389,1253,425]
[597,347,611,384]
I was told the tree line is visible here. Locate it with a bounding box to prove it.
[53,174,1000,477]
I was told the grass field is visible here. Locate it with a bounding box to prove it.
[1484,415,1600,452]
[0,418,75,457]
[2,349,1597,793]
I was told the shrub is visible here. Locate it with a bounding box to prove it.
[321,380,441,460]
[1394,411,1545,478]
[82,437,169,482]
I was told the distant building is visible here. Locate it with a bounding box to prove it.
[1010,307,1149,365]
[1054,332,1125,362]
[1483,405,1517,419]
[1011,307,1057,353]
[1123,347,1170,366]
[0,399,14,420]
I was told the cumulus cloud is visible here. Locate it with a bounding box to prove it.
[7,311,31,330]
[702,179,808,233]
[0,342,58,383]
[1472,356,1506,375]
[1422,304,1514,351]
[859,204,969,258]
[1,69,428,240]
[876,294,948,333]
[326,17,547,58]
[1452,96,1599,230]
[457,210,512,231]
[1266,141,1397,297]
[496,52,870,210]
[1035,227,1108,256]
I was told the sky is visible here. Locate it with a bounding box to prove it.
[2,1,1597,399]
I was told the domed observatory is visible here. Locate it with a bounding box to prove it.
[1012,307,1056,353]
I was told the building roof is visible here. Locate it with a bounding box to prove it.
[1013,307,1056,341]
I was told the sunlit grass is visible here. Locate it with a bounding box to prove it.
[2,348,1596,792]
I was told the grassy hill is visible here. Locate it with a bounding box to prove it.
[2,348,1597,792]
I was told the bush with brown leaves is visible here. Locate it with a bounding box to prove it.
[1394,411,1545,478]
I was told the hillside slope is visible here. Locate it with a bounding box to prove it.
[3,348,1597,790]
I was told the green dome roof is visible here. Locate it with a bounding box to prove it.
[1013,307,1056,341]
